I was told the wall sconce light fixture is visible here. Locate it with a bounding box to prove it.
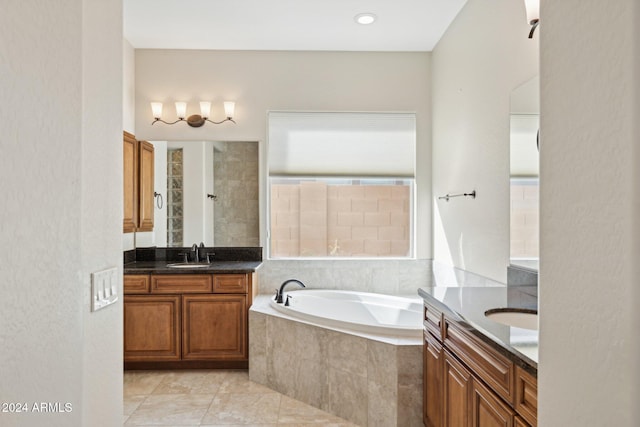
[524,0,539,39]
[150,101,236,127]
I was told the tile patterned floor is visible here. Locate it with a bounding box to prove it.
[124,370,360,426]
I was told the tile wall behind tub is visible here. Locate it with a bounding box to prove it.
[258,259,433,296]
[258,260,507,295]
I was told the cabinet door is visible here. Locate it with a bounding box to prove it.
[443,350,472,427]
[515,367,537,427]
[182,294,247,360]
[124,295,181,361]
[137,140,154,231]
[123,131,137,233]
[425,333,444,427]
[471,379,514,427]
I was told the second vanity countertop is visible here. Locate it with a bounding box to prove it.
[124,260,262,275]
[418,285,538,374]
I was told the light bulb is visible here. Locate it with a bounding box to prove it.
[175,102,187,119]
[199,101,211,119]
[224,102,235,119]
[150,102,163,119]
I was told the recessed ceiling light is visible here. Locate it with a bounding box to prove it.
[354,13,377,25]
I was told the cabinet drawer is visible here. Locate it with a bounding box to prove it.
[151,275,213,293]
[213,274,248,293]
[124,275,150,294]
[444,319,514,404]
[424,302,443,341]
[515,366,537,426]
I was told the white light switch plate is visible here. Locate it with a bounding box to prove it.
[91,267,118,311]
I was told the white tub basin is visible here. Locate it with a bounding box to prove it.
[485,308,538,330]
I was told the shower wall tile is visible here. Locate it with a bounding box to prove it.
[213,141,259,247]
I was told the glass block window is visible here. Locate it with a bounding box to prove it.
[166,149,183,247]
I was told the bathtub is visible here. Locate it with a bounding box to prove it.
[249,290,424,426]
[269,289,424,338]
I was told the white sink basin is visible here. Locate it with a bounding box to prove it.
[485,308,538,330]
[166,263,211,269]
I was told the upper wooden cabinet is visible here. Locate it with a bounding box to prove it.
[137,140,155,231]
[123,131,138,233]
[123,131,154,233]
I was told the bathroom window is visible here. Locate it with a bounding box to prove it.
[267,111,416,259]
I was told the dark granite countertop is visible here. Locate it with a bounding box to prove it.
[123,246,262,274]
[124,260,262,275]
[418,285,538,374]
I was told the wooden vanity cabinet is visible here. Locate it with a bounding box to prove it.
[123,273,254,368]
[122,131,154,233]
[422,300,537,427]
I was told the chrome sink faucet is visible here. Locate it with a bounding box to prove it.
[191,243,199,263]
[275,279,306,303]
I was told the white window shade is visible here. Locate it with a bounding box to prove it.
[268,112,416,177]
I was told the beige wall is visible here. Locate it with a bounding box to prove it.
[539,0,640,424]
[134,50,433,258]
[123,38,136,251]
[431,0,538,282]
[0,1,123,426]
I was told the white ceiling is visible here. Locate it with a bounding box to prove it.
[123,0,467,52]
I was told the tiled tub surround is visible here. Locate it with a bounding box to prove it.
[250,296,423,427]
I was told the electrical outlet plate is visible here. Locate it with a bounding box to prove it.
[91,267,118,311]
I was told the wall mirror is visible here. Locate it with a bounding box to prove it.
[509,76,539,271]
[147,140,259,248]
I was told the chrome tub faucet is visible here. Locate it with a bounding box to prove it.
[275,279,306,303]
